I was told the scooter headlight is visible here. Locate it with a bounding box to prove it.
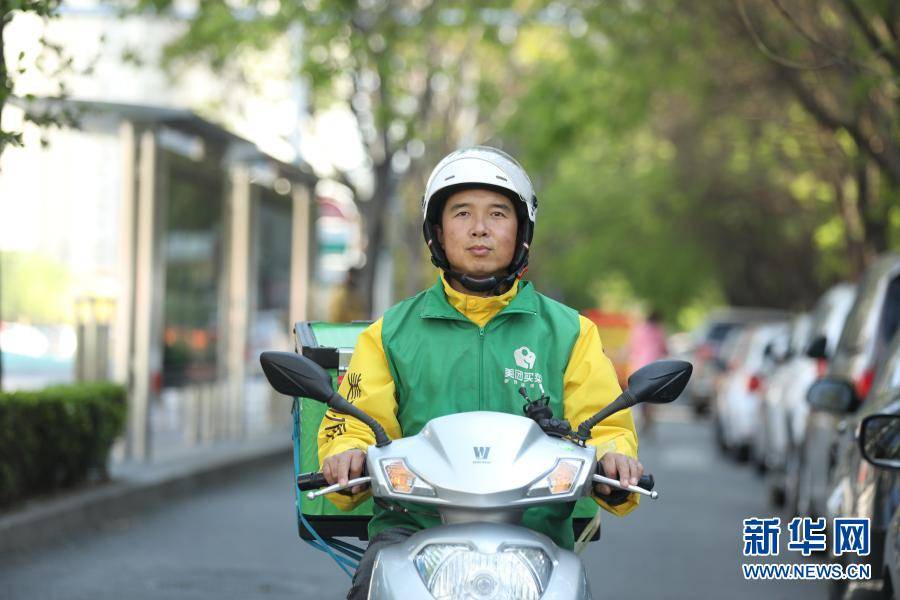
[526,458,584,497]
[414,544,552,600]
[380,458,435,496]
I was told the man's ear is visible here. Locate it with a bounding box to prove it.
[435,223,444,246]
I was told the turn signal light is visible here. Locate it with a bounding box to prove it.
[546,459,582,494]
[383,459,417,494]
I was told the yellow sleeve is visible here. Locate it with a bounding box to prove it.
[316,318,402,510]
[563,315,640,516]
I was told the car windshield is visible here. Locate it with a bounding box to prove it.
[879,277,900,352]
[810,285,856,355]
[871,335,900,395]
[743,325,786,371]
[789,315,812,355]
[836,269,884,355]
[707,322,740,345]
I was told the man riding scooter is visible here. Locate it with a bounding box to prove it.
[317,146,644,599]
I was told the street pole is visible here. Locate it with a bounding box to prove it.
[0,251,4,393]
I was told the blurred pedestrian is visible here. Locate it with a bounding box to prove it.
[628,309,668,437]
[329,267,366,322]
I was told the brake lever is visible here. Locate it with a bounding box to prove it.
[306,476,372,500]
[591,473,658,499]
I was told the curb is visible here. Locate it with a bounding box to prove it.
[0,435,292,555]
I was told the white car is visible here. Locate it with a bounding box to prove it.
[768,283,856,512]
[715,322,790,461]
[758,313,811,485]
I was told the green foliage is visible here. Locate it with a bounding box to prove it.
[500,0,898,320]
[0,0,66,156]
[132,0,899,321]
[0,381,126,506]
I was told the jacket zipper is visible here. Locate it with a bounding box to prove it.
[478,326,485,410]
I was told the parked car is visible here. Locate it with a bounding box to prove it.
[714,321,790,462]
[764,283,856,510]
[758,312,811,490]
[798,253,900,519]
[751,322,795,473]
[685,308,792,415]
[857,406,900,598]
[814,330,900,595]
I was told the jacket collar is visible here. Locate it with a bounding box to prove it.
[420,274,538,322]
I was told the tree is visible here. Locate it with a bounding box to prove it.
[145,0,534,314]
[732,0,899,263]
[1,0,74,391]
[495,0,898,323]
[0,0,77,157]
[126,0,898,325]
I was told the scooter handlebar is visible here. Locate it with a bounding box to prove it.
[297,471,328,491]
[297,463,370,492]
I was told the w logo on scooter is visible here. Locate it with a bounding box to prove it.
[473,446,491,460]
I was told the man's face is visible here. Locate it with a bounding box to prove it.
[436,188,518,279]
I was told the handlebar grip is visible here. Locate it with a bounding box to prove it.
[637,474,654,492]
[297,471,328,491]
[596,463,655,492]
[297,463,369,491]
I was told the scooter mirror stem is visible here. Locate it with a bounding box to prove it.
[327,393,392,447]
[576,389,637,441]
[576,360,692,440]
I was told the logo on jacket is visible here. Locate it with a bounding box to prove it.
[514,346,536,369]
[473,446,491,461]
[346,372,362,401]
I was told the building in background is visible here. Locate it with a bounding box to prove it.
[1,98,317,461]
[0,1,344,461]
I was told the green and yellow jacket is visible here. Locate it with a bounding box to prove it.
[318,275,639,549]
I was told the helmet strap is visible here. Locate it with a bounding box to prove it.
[443,269,519,296]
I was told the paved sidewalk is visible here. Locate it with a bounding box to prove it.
[0,431,293,555]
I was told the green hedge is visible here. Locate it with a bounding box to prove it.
[0,382,126,507]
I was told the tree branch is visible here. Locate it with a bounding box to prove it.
[777,65,900,184]
[735,0,839,70]
[841,0,900,75]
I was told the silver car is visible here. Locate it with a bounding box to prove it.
[797,253,900,519]
[714,321,790,462]
[764,283,856,510]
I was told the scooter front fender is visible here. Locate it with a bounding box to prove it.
[368,522,591,600]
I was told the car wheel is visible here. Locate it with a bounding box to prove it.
[784,449,801,517]
[827,578,848,600]
[714,418,728,453]
[769,485,785,508]
[882,571,893,599]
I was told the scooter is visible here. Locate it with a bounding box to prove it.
[260,351,691,599]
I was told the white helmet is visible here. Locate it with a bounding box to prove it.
[421,146,537,294]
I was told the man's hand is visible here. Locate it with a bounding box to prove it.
[593,452,643,496]
[321,448,368,494]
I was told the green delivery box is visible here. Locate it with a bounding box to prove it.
[294,321,373,540]
[292,320,601,542]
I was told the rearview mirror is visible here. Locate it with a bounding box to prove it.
[576,360,693,440]
[805,335,828,360]
[260,351,336,403]
[859,414,900,470]
[259,350,393,447]
[627,359,694,405]
[806,377,858,414]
